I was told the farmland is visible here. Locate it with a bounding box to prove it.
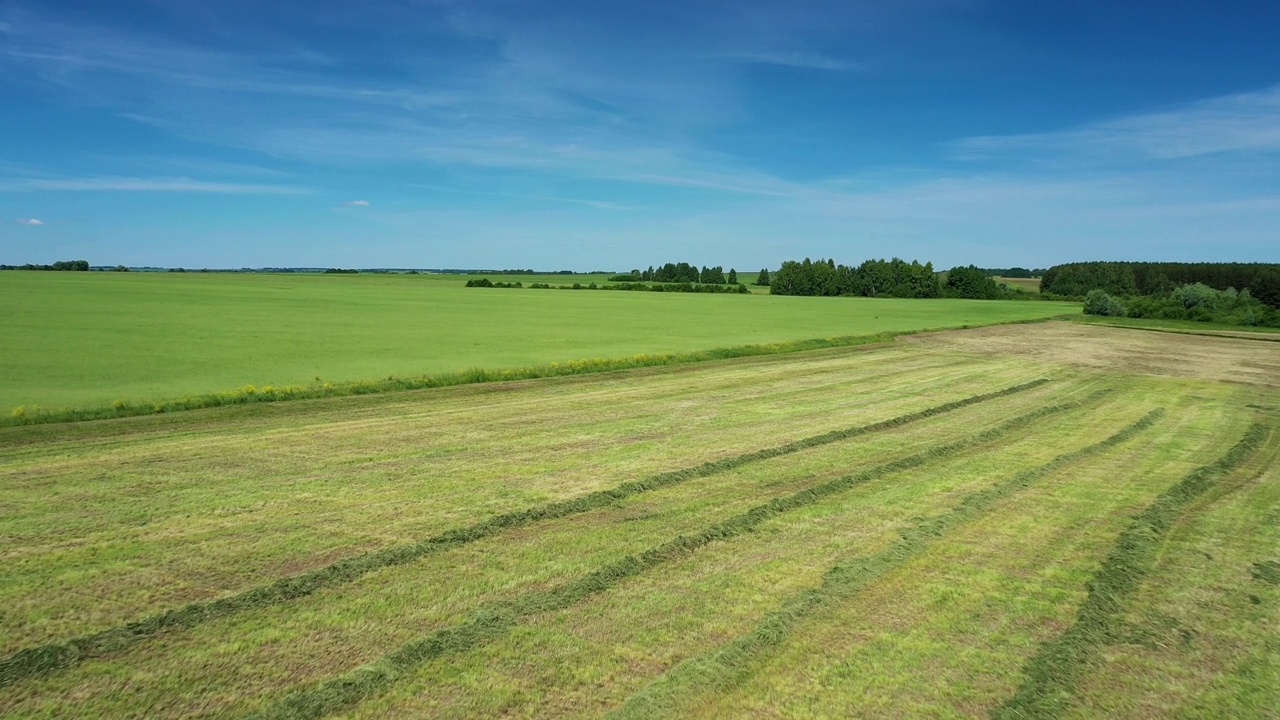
[1,321,1277,718]
[0,271,1071,412]
[997,276,1042,292]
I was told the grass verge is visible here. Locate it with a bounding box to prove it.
[1073,315,1280,340]
[0,379,1049,689]
[991,420,1272,720]
[3,319,1069,428]
[608,408,1165,719]
[247,392,1100,720]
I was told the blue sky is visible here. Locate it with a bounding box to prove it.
[1,0,1278,270]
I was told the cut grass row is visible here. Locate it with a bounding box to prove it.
[670,386,1253,718]
[3,383,1093,718]
[609,407,1166,719]
[0,346,1037,650]
[1062,432,1280,718]
[992,420,1273,719]
[248,392,1100,720]
[0,379,1049,689]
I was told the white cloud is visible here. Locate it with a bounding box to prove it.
[16,217,44,225]
[343,199,370,206]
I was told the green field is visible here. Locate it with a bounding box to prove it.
[0,271,1072,412]
[1,322,1276,718]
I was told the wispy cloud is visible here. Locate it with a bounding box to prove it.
[16,217,43,225]
[2,2,1277,269]
[0,176,308,194]
[105,154,298,179]
[952,84,1280,164]
[411,184,635,210]
[722,50,862,72]
[0,5,739,181]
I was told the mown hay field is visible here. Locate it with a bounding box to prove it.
[1,322,1276,718]
[0,271,1072,412]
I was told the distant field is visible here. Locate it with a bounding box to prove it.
[1,323,1276,718]
[0,271,1072,411]
[997,276,1042,292]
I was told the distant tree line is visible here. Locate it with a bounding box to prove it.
[323,268,360,274]
[1041,261,1280,301]
[978,267,1047,278]
[551,281,749,294]
[766,257,1027,300]
[610,263,740,285]
[769,258,934,298]
[1,260,89,271]
[472,279,749,294]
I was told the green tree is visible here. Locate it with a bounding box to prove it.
[699,265,726,284]
[1252,270,1280,309]
[945,265,1002,299]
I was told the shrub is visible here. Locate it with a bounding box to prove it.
[1083,289,1125,316]
[1170,282,1219,310]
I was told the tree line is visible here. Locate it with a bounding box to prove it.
[611,263,740,285]
[1,260,89,271]
[1041,261,1280,302]
[978,267,1047,278]
[766,257,1026,300]
[469,278,750,294]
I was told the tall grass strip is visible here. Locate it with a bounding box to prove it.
[610,408,1165,719]
[1074,318,1280,343]
[991,420,1272,720]
[2,316,1069,428]
[0,379,1050,689]
[247,393,1101,720]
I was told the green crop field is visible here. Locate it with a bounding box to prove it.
[1,321,1277,718]
[0,271,1072,412]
